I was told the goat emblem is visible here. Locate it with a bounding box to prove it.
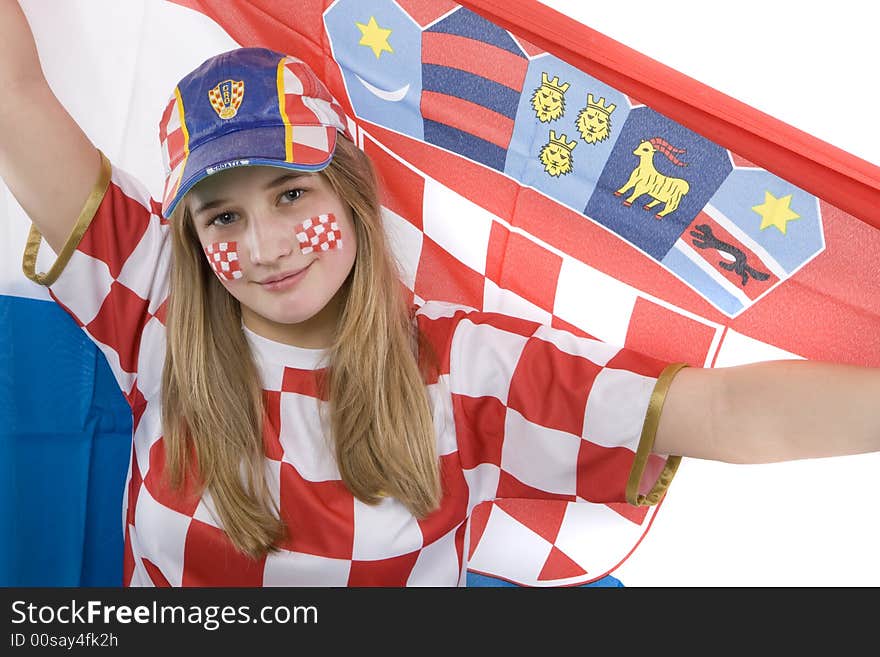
[614,137,690,219]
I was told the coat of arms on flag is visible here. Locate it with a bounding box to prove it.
[323,1,827,320]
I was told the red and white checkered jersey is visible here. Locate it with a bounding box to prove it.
[29,152,681,586]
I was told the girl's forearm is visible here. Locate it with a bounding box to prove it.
[654,360,880,463]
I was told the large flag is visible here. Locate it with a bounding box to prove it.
[2,0,879,586]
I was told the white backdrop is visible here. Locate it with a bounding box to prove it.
[5,0,879,586]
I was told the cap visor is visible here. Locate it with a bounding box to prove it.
[164,125,336,216]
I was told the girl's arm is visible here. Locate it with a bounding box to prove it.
[654,360,880,462]
[0,0,100,254]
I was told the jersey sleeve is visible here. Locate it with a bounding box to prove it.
[414,300,684,510]
[21,150,171,400]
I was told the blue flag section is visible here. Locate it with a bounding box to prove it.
[0,295,130,586]
[507,60,630,211]
[420,8,527,170]
[325,0,425,141]
[585,107,732,261]
[662,166,825,317]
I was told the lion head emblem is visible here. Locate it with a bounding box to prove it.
[530,72,571,123]
[539,130,577,177]
[576,93,616,144]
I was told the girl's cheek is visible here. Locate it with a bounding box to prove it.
[204,241,243,281]
[295,213,343,255]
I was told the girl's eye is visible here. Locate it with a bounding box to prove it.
[209,212,237,227]
[281,189,303,203]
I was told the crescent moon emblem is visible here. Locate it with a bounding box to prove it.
[355,74,410,102]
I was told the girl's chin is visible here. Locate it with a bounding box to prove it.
[247,304,326,327]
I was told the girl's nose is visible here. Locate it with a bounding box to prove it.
[245,214,294,265]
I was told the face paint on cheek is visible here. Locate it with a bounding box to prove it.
[295,213,343,255]
[204,241,243,281]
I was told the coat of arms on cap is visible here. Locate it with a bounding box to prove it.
[208,79,244,119]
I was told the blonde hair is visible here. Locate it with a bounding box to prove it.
[161,137,441,558]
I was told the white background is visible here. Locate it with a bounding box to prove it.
[6,0,880,586]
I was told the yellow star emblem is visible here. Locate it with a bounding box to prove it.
[356,16,393,59]
[752,191,801,235]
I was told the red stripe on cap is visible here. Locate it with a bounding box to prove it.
[159,96,176,143]
[421,90,514,150]
[281,59,349,139]
[422,31,527,91]
[283,92,312,127]
[165,129,186,170]
[284,60,325,99]
[289,128,333,166]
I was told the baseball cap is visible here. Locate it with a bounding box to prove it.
[158,47,351,217]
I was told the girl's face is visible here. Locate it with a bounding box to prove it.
[187,164,357,348]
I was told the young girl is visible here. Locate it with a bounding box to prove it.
[2,0,879,586]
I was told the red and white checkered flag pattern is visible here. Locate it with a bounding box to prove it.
[279,57,350,166]
[159,93,187,212]
[296,214,342,254]
[362,131,722,585]
[204,241,242,280]
[280,57,349,136]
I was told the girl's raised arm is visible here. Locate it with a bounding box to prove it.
[654,360,880,463]
[0,0,100,255]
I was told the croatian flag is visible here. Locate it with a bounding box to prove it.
[2,0,880,587]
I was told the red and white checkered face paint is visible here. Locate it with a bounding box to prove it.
[204,241,243,281]
[295,213,343,255]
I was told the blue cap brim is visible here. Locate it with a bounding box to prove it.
[163,125,336,217]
